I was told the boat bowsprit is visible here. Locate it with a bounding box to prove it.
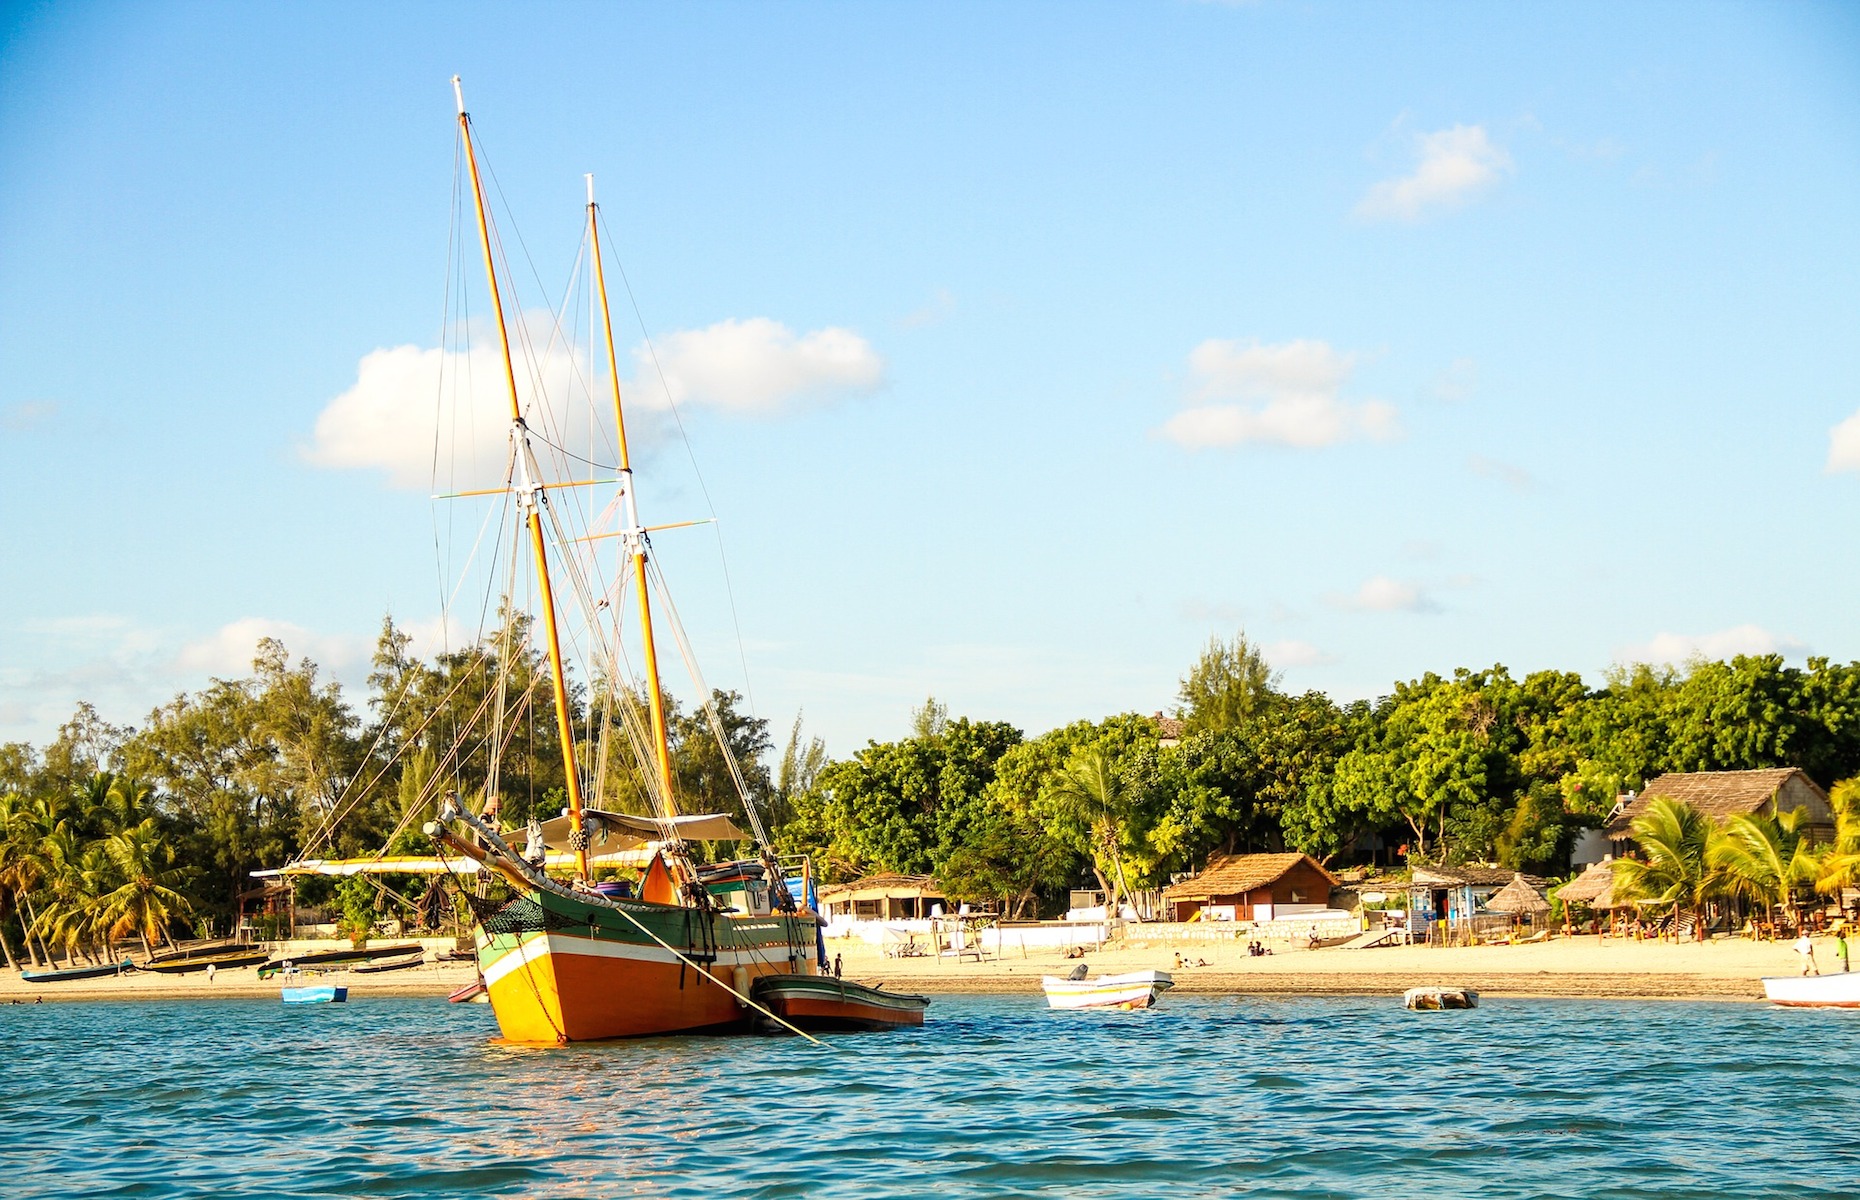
[750,975,930,1032]
[1041,969,1174,1010]
[1761,974,1860,1008]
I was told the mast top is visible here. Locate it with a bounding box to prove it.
[451,74,465,116]
[585,173,595,205]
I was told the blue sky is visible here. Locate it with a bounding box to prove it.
[3,1,1859,760]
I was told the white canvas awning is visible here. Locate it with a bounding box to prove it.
[252,846,655,878]
[536,809,748,852]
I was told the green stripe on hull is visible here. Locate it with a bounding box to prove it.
[474,887,818,974]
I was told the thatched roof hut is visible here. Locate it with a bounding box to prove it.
[1161,853,1339,922]
[1554,860,1621,909]
[1606,768,1833,841]
[1485,875,1551,914]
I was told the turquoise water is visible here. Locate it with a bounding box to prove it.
[3,994,1856,1198]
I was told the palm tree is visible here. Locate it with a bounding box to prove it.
[1047,749,1138,921]
[1712,808,1818,935]
[102,775,155,835]
[0,792,34,970]
[1613,797,1720,940]
[0,793,54,968]
[1814,778,1860,907]
[32,825,96,965]
[92,820,191,957]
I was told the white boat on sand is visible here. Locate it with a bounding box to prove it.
[1042,969,1173,1010]
[1761,973,1860,1008]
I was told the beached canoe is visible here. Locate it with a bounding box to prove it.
[291,942,426,966]
[281,985,347,1004]
[1761,973,1860,1007]
[350,953,427,974]
[751,975,930,1032]
[1041,970,1173,1011]
[140,950,270,975]
[21,959,134,984]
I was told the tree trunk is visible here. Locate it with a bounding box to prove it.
[0,920,16,971]
[20,893,51,968]
[1089,862,1116,917]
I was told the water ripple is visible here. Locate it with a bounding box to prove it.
[3,995,1858,1197]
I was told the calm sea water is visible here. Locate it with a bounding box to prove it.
[2,992,1856,1198]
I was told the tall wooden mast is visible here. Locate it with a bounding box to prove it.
[586,175,680,820]
[453,77,590,879]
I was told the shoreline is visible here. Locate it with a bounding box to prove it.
[0,931,1819,1004]
[852,970,1767,1001]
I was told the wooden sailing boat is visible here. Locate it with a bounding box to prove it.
[417,79,923,1043]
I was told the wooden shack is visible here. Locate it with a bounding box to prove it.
[1607,768,1835,853]
[1161,853,1339,923]
[817,873,948,922]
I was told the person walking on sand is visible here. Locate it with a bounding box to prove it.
[1796,932,1819,976]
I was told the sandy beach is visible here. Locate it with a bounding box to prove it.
[837,931,1841,1002]
[0,931,1838,1004]
[0,961,481,1003]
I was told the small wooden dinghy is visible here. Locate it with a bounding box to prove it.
[1761,974,1860,1008]
[1041,969,1174,1010]
[1403,987,1478,1010]
[21,959,134,983]
[448,979,489,1004]
[750,975,930,1032]
[281,985,348,1004]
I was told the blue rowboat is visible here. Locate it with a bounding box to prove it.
[22,959,134,983]
[281,985,347,1004]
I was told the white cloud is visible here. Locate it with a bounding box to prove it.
[2,400,59,432]
[1828,409,1860,473]
[305,313,586,490]
[176,618,372,678]
[1356,124,1512,223]
[1158,338,1400,449]
[1467,454,1534,491]
[1616,624,1808,666]
[899,288,956,329]
[307,315,884,490]
[1332,575,1439,614]
[1431,357,1479,402]
[1266,639,1336,667]
[641,318,884,416]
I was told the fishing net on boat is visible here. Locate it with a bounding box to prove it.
[462,893,580,935]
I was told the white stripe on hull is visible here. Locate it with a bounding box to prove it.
[481,929,807,988]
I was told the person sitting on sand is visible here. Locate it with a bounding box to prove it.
[1796,932,1819,976]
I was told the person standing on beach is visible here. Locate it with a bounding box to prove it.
[1796,932,1819,976]
[1836,929,1850,974]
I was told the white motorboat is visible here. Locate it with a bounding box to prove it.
[1041,969,1173,1010]
[1761,973,1860,1007]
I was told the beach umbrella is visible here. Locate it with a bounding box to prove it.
[1555,861,1619,909]
[1486,875,1552,914]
